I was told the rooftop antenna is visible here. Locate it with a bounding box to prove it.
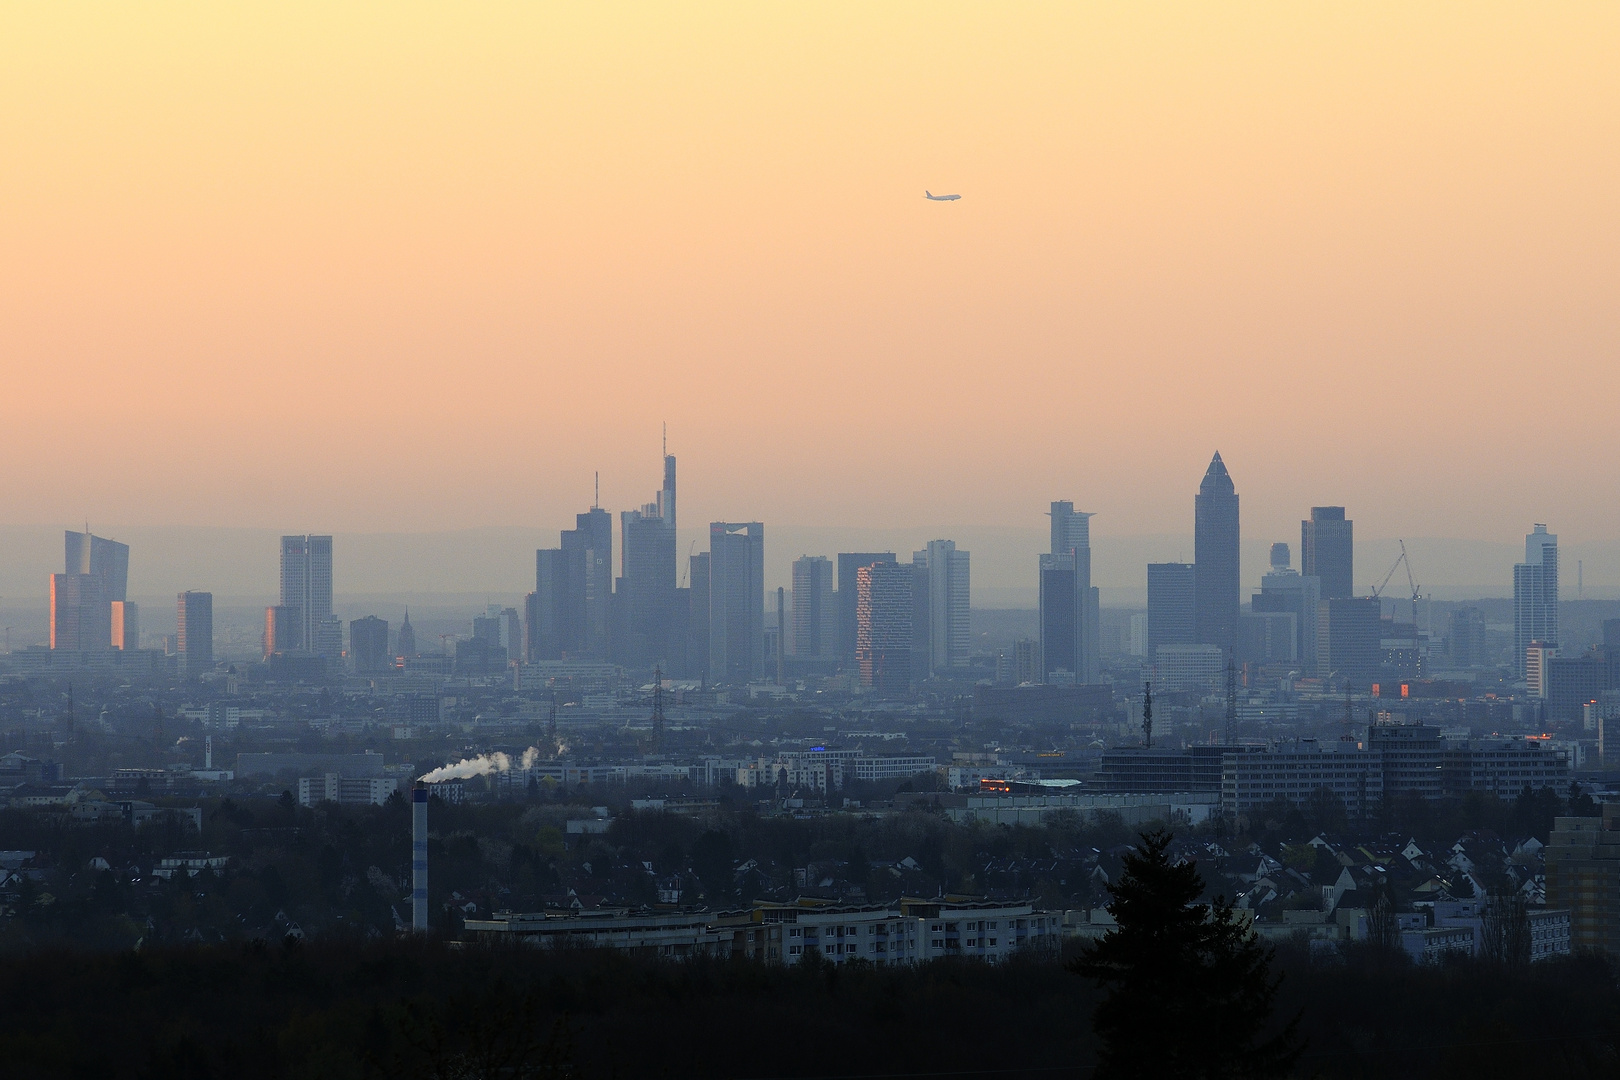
[1142,682,1153,749]
[663,422,667,457]
[593,472,599,509]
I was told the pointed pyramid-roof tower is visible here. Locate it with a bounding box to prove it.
[1200,451,1235,496]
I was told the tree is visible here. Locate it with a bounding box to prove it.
[1070,829,1301,1079]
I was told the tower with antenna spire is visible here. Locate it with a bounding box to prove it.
[618,433,679,670]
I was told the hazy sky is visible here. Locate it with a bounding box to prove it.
[3,3,1617,552]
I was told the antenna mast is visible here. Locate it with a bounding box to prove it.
[1142,682,1153,748]
[1225,659,1238,745]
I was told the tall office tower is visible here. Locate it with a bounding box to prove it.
[1013,638,1040,685]
[264,605,294,657]
[397,609,416,659]
[1146,562,1197,664]
[791,556,836,658]
[1194,452,1240,655]
[1038,554,1077,682]
[1047,501,1101,682]
[177,591,213,674]
[1447,606,1486,669]
[1301,507,1354,600]
[500,607,522,663]
[618,452,678,667]
[528,548,568,660]
[688,552,711,679]
[1252,543,1320,669]
[857,561,913,696]
[560,508,613,659]
[51,529,129,651]
[350,616,390,674]
[709,523,764,684]
[1514,523,1559,679]
[1317,596,1381,685]
[50,573,109,651]
[472,613,503,648]
[110,601,139,650]
[911,539,970,676]
[278,535,337,655]
[64,530,130,602]
[838,552,896,669]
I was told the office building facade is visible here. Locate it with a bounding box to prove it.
[913,540,970,677]
[1514,524,1559,679]
[1301,506,1354,600]
[276,535,338,657]
[349,616,390,674]
[1318,596,1382,686]
[1146,562,1196,665]
[709,522,764,684]
[1044,501,1100,682]
[838,552,896,669]
[177,591,213,674]
[618,453,678,667]
[1194,453,1240,655]
[50,530,129,651]
[110,601,139,651]
[857,561,913,696]
[791,555,836,658]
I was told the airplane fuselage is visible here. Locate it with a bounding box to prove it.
[925,191,961,201]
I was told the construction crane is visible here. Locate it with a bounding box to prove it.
[1370,540,1423,641]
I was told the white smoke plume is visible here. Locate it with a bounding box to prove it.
[419,747,545,784]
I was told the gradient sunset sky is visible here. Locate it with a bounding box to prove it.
[3,3,1616,551]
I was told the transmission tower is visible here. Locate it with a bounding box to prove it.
[1225,659,1238,745]
[1142,682,1153,748]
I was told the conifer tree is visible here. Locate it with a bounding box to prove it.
[1070,829,1301,1079]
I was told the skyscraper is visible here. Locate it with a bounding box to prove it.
[913,539,970,676]
[1514,524,1559,678]
[110,601,139,650]
[1252,545,1319,670]
[1318,596,1381,686]
[563,508,614,659]
[1038,553,1077,682]
[276,535,337,656]
[350,615,390,674]
[51,530,129,651]
[177,591,213,674]
[1045,501,1100,682]
[1194,452,1240,655]
[1146,562,1196,663]
[791,555,836,658]
[618,451,678,667]
[688,551,711,679]
[1301,506,1354,600]
[50,572,109,651]
[709,522,764,684]
[857,561,913,696]
[64,530,129,603]
[838,552,896,669]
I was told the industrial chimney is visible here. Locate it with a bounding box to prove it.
[412,781,429,931]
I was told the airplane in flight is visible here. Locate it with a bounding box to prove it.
[924,190,961,201]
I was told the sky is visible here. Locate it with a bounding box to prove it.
[3,3,1618,565]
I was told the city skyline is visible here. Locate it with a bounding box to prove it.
[2,6,1617,540]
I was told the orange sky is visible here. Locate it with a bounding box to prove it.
[2,3,1617,550]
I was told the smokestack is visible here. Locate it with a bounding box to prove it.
[412,781,429,932]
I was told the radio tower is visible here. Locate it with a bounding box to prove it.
[1141,682,1153,748]
[1224,659,1238,745]
[650,666,666,755]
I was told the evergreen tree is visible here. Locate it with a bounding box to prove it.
[1070,829,1301,1079]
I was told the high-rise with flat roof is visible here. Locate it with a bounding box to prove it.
[1301,507,1354,600]
[838,552,896,669]
[277,535,337,657]
[857,561,913,696]
[1146,562,1196,664]
[1252,543,1320,669]
[709,522,764,684]
[1318,596,1381,686]
[177,591,213,674]
[791,556,835,659]
[1194,453,1240,655]
[1046,502,1100,682]
[1038,554,1077,683]
[913,540,970,677]
[618,452,678,668]
[1514,524,1559,679]
[110,601,139,650]
[350,615,390,674]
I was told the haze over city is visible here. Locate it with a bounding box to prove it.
[3,6,1620,1079]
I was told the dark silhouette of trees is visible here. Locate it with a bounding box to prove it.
[1070,829,1301,1080]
